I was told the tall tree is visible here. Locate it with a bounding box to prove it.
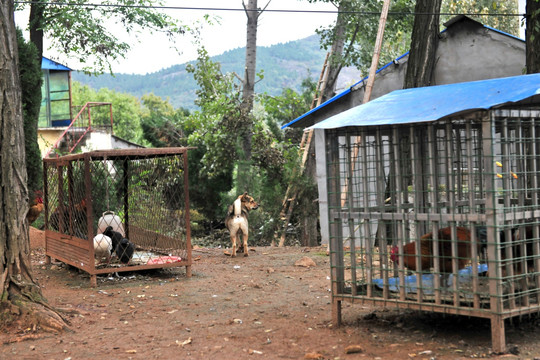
[22,0,185,74]
[1,0,67,332]
[311,0,415,100]
[526,0,540,73]
[320,2,346,103]
[403,0,443,89]
[238,0,270,192]
[18,29,43,195]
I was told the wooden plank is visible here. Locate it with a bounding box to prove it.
[491,315,506,353]
[333,293,540,320]
[92,261,190,275]
[43,147,190,163]
[340,0,391,207]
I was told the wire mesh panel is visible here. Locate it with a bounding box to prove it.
[43,148,192,286]
[324,108,540,352]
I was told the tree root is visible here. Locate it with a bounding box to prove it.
[3,333,48,344]
[1,294,71,335]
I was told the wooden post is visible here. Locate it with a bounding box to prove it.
[340,0,391,207]
[362,0,391,104]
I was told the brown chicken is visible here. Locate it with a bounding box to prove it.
[390,226,476,273]
[26,191,44,225]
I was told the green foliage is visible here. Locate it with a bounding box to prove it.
[18,0,186,74]
[185,46,243,180]
[312,0,415,76]
[137,93,231,222]
[441,0,519,36]
[140,93,189,148]
[71,82,145,144]
[17,28,43,195]
[172,41,320,245]
[181,46,239,220]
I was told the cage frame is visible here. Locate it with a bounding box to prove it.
[315,107,540,353]
[43,147,193,287]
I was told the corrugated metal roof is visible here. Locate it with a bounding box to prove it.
[309,74,540,130]
[41,57,71,71]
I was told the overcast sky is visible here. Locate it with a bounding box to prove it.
[107,0,339,74]
[15,0,526,75]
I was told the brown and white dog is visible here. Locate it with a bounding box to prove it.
[225,192,259,257]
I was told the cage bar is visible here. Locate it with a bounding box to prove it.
[321,107,540,352]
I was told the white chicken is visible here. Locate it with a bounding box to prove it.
[93,234,112,261]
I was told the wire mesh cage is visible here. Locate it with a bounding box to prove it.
[320,108,540,352]
[43,148,192,286]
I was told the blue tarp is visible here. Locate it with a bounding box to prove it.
[309,73,540,130]
[371,264,489,296]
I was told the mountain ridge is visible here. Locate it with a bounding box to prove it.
[72,35,332,110]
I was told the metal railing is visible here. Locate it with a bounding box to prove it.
[45,102,113,158]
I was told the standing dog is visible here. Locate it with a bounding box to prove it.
[225,192,259,257]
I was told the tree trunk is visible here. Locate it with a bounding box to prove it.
[321,3,346,103]
[526,0,540,74]
[0,0,67,333]
[29,0,45,60]
[403,0,442,89]
[237,0,259,192]
[301,141,319,247]
[241,0,258,161]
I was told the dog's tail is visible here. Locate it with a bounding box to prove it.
[233,198,242,216]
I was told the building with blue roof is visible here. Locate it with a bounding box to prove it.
[284,15,526,130]
[37,57,143,157]
[40,56,72,128]
[317,73,540,354]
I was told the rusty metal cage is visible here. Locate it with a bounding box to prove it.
[43,148,192,286]
[318,108,540,352]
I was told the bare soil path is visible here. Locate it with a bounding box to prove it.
[1,227,539,359]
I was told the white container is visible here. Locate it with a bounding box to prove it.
[97,211,125,237]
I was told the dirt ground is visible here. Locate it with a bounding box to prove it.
[1,228,540,359]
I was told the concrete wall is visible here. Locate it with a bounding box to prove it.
[349,19,525,111]
[38,130,143,158]
[38,129,65,157]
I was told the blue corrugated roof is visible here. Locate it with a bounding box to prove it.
[41,57,71,71]
[309,74,540,130]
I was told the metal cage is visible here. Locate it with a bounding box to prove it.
[43,148,192,286]
[319,108,540,352]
